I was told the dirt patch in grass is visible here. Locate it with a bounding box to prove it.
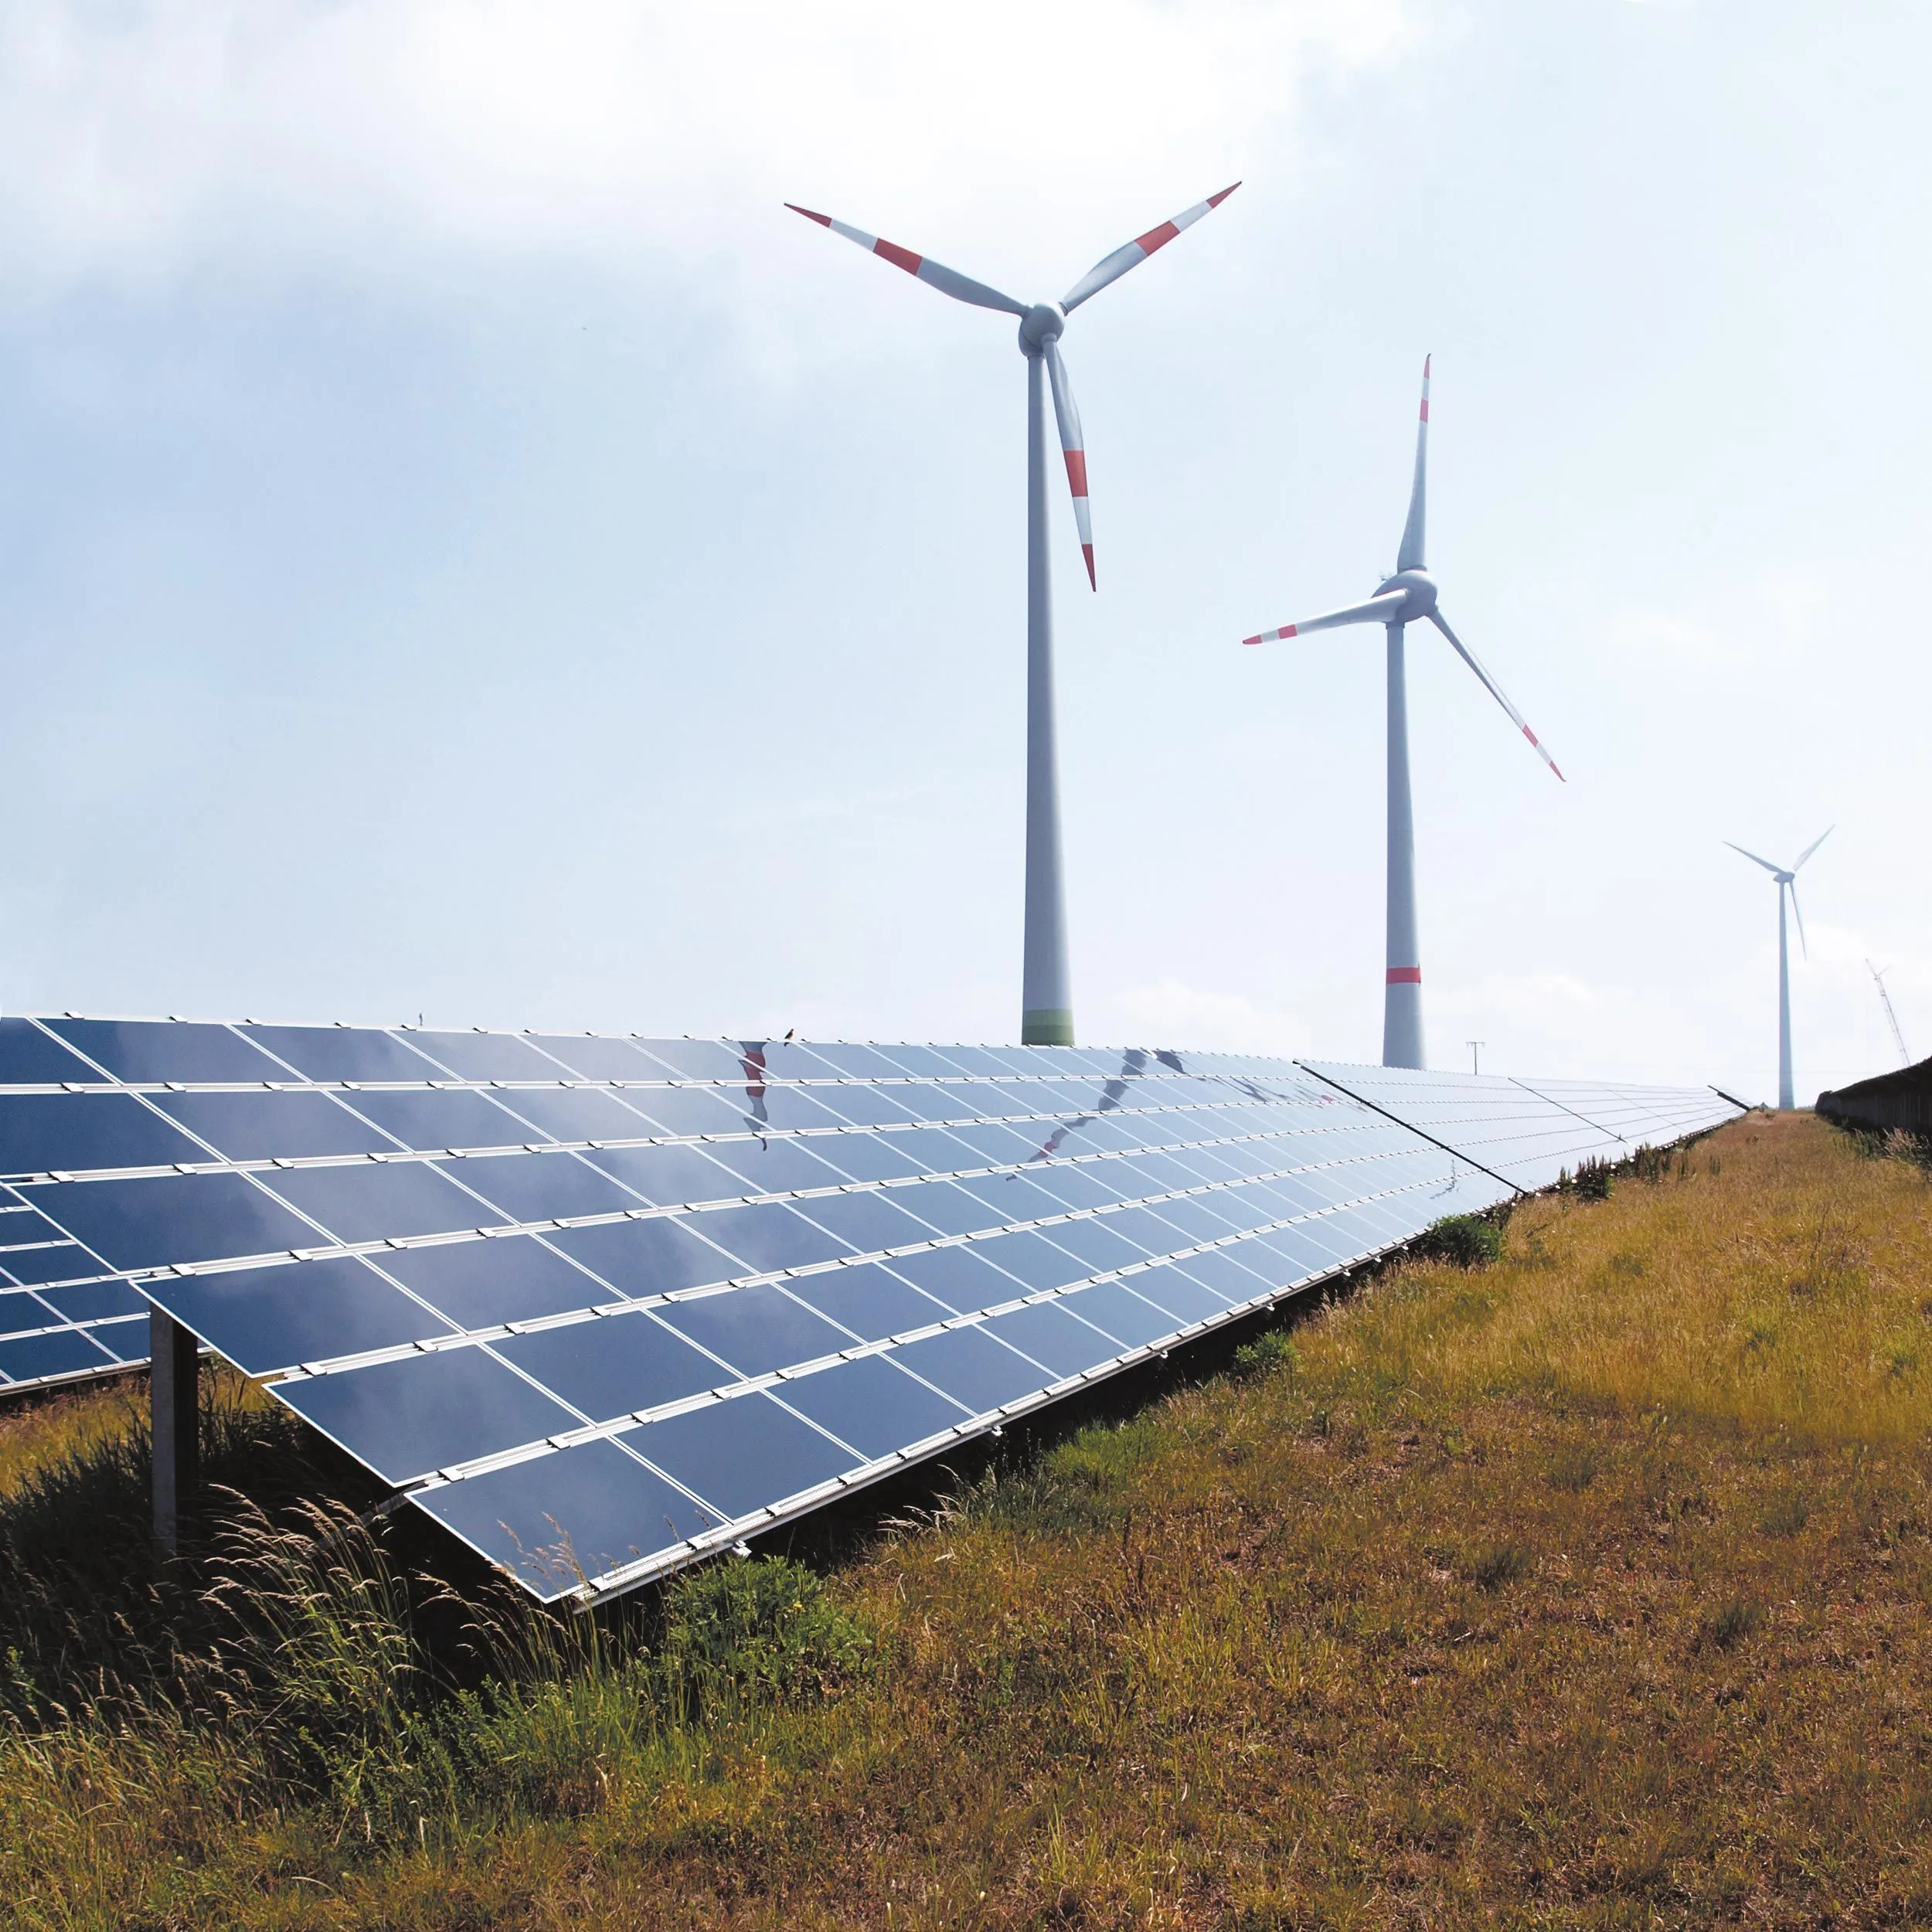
[5,1111,1932,1926]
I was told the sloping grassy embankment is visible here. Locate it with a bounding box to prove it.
[4,1111,1932,1927]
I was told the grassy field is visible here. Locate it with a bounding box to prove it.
[5,1110,1932,1927]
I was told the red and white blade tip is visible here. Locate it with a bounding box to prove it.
[1521,724,1565,781]
[1242,623,1298,646]
[1133,182,1241,257]
[784,202,922,276]
[1062,452,1095,589]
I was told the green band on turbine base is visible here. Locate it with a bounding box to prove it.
[1021,1009,1075,1047]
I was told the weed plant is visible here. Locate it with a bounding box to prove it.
[4,1112,1932,1925]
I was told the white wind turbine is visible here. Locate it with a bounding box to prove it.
[1242,359,1563,1069]
[787,186,1240,1046]
[1728,828,1832,1109]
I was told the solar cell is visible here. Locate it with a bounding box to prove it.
[43,1018,283,1085]
[260,1160,496,1244]
[772,1353,969,1461]
[151,1090,395,1162]
[277,1346,580,1485]
[416,1437,725,1600]
[653,1284,852,1378]
[981,1300,1121,1379]
[493,1311,730,1423]
[478,1086,652,1144]
[0,1093,205,1179]
[403,1031,571,1083]
[335,1089,532,1152]
[446,1151,644,1224]
[159,1254,456,1376]
[24,1170,318,1274]
[621,1392,860,1522]
[243,1026,442,1083]
[1,1238,102,1285]
[0,1018,106,1086]
[524,1036,662,1082]
[546,1216,738,1298]
[580,1142,748,1206]
[380,1236,607,1329]
[783,1262,953,1341]
[890,1325,1053,1416]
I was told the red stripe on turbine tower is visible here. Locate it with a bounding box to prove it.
[1386,967,1422,985]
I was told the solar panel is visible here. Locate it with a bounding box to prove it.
[0,1015,1740,1600]
[1297,1063,1737,1193]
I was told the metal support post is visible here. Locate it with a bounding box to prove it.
[151,1309,200,1556]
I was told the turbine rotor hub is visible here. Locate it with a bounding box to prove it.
[1375,567,1438,622]
[1017,302,1066,353]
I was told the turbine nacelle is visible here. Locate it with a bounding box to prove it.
[1018,303,1067,354]
[1372,568,1438,624]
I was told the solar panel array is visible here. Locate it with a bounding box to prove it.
[0,1015,1740,1603]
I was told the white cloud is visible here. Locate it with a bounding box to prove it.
[0,1,1416,310]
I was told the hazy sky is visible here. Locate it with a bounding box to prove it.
[2,1,1924,1100]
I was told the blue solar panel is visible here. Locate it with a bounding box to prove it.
[0,1014,1741,1583]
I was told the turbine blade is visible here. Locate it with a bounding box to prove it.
[1243,592,1406,645]
[784,204,1027,316]
[1396,354,1430,573]
[1725,842,1784,876]
[1427,608,1565,780]
[1060,182,1241,312]
[1793,825,1834,872]
[1789,879,1809,959]
[1043,341,1095,589]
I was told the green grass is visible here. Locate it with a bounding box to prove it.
[5,1111,1932,1925]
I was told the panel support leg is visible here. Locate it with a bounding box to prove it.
[151,1309,200,1556]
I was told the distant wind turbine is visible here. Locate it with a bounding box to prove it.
[1242,359,1563,1070]
[1727,828,1832,1109]
[1867,960,1911,1068]
[787,185,1240,1046]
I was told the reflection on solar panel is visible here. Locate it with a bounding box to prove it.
[0,1015,1740,1604]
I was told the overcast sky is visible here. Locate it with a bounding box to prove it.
[1,0,1923,1100]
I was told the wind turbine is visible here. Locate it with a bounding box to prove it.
[787,185,1240,1046]
[1241,359,1563,1070]
[1728,828,1832,1108]
[1867,960,1912,1068]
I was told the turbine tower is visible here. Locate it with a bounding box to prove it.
[787,186,1240,1046]
[1242,359,1563,1069]
[1727,831,1831,1108]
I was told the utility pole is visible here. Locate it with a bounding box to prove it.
[1468,1039,1485,1076]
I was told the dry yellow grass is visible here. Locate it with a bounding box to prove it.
[5,1111,1932,1927]
[0,1377,143,1499]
